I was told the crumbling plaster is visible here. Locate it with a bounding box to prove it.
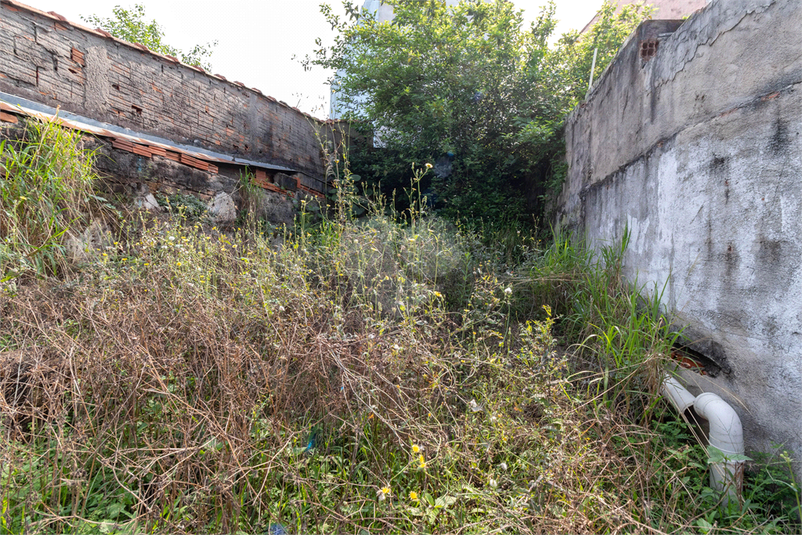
[557,0,801,476]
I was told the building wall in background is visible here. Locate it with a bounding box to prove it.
[580,0,709,34]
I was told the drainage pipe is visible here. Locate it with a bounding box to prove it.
[662,376,697,413]
[660,375,745,505]
[694,392,745,505]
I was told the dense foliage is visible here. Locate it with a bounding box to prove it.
[1,121,799,533]
[82,4,217,71]
[307,0,649,224]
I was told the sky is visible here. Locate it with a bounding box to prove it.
[44,0,607,118]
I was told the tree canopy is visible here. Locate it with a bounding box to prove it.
[307,0,650,224]
[82,4,217,71]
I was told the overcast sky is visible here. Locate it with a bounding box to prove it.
[44,0,606,117]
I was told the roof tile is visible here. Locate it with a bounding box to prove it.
[0,111,19,123]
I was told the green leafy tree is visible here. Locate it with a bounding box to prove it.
[82,4,217,71]
[307,0,649,224]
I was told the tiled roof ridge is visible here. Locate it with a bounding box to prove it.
[0,0,345,124]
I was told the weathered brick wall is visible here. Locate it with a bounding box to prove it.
[0,0,326,180]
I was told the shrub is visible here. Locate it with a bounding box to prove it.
[308,0,651,224]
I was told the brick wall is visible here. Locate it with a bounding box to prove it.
[0,0,327,180]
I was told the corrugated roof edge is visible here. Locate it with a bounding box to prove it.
[0,0,348,125]
[0,92,305,176]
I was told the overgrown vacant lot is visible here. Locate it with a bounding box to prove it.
[0,121,799,534]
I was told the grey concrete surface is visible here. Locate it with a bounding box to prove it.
[557,0,802,477]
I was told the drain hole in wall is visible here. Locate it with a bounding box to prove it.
[671,341,727,378]
[640,39,658,61]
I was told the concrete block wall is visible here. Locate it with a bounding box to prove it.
[0,0,326,180]
[557,0,802,475]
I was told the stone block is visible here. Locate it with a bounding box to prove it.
[207,191,237,226]
[274,172,298,192]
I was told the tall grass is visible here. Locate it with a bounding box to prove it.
[0,122,799,534]
[0,119,103,282]
[526,230,681,420]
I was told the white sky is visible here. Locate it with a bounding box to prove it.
[43,0,606,117]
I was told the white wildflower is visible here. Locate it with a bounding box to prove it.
[468,399,483,413]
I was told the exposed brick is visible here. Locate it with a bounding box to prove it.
[0,1,337,192]
[0,111,19,123]
[71,47,85,65]
[179,153,209,171]
[111,138,134,151]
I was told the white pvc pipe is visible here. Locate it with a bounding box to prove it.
[661,376,697,413]
[586,47,599,99]
[694,392,745,505]
[661,375,745,506]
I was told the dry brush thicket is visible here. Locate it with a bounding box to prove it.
[0,120,799,534]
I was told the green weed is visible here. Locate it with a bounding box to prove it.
[0,118,105,281]
[0,123,798,534]
[155,192,208,222]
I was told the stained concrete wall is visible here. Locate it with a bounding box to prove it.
[0,0,327,180]
[557,0,802,474]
